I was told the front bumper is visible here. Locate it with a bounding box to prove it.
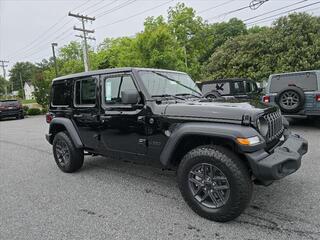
[245,133,308,181]
[0,109,23,117]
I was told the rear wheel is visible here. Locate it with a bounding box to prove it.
[53,131,84,173]
[177,145,252,222]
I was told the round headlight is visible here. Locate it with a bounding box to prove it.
[257,117,268,137]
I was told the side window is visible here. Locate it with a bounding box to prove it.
[245,81,252,93]
[52,82,69,106]
[104,75,138,104]
[74,78,96,106]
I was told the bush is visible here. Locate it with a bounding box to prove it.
[28,108,41,115]
[41,108,48,114]
[23,105,29,114]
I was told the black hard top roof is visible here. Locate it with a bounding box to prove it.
[52,67,186,82]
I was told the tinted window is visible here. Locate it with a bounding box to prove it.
[202,82,231,95]
[75,78,96,106]
[104,75,137,104]
[52,83,69,106]
[270,72,318,93]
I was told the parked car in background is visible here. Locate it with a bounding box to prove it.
[0,100,24,120]
[262,70,320,119]
[198,78,262,100]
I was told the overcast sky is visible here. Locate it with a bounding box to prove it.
[1,0,320,73]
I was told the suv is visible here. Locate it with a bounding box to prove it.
[45,68,308,222]
[262,70,320,118]
[198,78,262,99]
[0,99,24,120]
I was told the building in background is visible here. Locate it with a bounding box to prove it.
[24,82,34,100]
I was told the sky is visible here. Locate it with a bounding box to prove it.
[1,0,320,74]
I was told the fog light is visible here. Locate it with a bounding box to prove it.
[237,136,261,146]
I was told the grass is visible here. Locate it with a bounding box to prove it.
[21,99,37,104]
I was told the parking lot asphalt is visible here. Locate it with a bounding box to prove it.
[0,116,320,240]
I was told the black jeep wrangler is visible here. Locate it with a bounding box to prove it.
[46,68,308,222]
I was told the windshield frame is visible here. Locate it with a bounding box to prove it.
[136,69,202,100]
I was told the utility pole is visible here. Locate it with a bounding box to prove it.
[19,72,25,99]
[68,12,95,72]
[0,60,9,95]
[51,43,58,77]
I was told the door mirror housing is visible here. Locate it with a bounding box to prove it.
[121,90,140,104]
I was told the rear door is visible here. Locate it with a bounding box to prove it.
[72,76,100,150]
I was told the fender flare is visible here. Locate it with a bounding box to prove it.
[159,122,264,167]
[47,117,83,148]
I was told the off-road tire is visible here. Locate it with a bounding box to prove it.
[53,131,84,173]
[177,145,252,222]
[275,86,305,114]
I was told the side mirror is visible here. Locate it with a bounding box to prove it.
[121,90,140,104]
[257,87,264,93]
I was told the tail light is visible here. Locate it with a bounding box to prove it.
[262,96,270,103]
[46,113,53,123]
[316,94,320,102]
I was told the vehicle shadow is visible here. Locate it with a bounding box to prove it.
[80,155,320,239]
[287,117,320,129]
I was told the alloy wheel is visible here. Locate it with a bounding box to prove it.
[188,163,230,209]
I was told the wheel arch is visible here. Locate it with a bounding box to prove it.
[48,117,83,148]
[159,122,263,168]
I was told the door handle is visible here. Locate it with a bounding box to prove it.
[73,114,83,118]
[100,115,112,121]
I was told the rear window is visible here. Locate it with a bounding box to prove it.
[52,82,69,106]
[270,72,318,93]
[0,100,19,106]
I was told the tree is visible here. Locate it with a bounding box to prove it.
[0,76,9,96]
[9,62,37,91]
[204,13,320,82]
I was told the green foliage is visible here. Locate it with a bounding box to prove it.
[205,13,320,82]
[27,108,41,115]
[0,76,9,95]
[9,4,320,94]
[22,105,29,114]
[9,62,37,91]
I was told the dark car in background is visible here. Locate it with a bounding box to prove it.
[198,78,262,100]
[0,100,24,120]
[262,70,320,119]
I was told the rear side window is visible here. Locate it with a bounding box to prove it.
[74,78,96,106]
[270,72,318,92]
[52,82,69,106]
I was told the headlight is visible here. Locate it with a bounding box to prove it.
[257,117,268,137]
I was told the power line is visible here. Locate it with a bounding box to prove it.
[86,0,118,15]
[69,12,96,71]
[246,1,320,25]
[96,0,173,29]
[5,0,93,59]
[96,0,137,18]
[247,5,320,26]
[199,0,236,14]
[244,0,308,22]
[207,0,270,21]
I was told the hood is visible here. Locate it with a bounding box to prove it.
[163,99,275,122]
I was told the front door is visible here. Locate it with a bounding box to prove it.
[72,76,100,150]
[99,73,147,156]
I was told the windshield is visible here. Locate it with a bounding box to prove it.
[138,70,202,97]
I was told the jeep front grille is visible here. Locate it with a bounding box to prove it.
[263,110,284,142]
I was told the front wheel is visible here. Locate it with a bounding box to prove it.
[177,145,252,222]
[53,131,84,173]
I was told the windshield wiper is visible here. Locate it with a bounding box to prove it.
[151,94,185,100]
[151,71,202,96]
[175,93,202,98]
